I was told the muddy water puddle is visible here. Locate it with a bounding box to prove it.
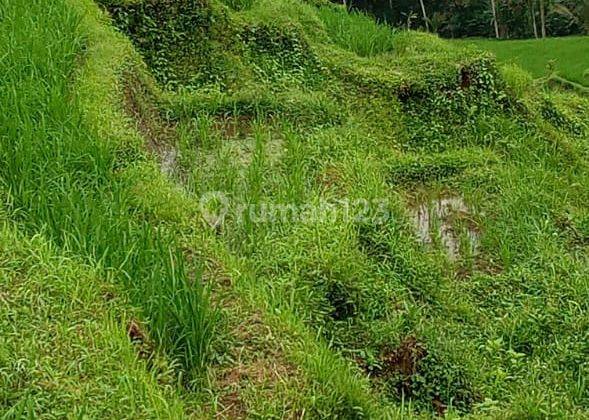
[411,195,480,261]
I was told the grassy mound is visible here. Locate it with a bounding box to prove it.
[2,0,589,417]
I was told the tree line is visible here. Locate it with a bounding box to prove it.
[341,0,588,38]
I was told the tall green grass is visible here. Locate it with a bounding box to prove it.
[317,6,396,57]
[220,0,256,11]
[0,0,214,376]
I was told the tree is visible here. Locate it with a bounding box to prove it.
[347,0,587,38]
[418,0,430,31]
[530,0,539,37]
[490,0,500,38]
[540,0,547,37]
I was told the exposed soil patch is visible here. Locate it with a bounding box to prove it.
[316,165,347,196]
[216,390,247,419]
[460,67,472,89]
[213,116,253,140]
[455,255,503,280]
[122,71,180,176]
[432,395,448,416]
[554,213,589,247]
[371,336,477,415]
[378,336,427,379]
[127,319,146,343]
[213,310,300,418]
[127,319,152,359]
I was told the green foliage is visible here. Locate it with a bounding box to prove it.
[388,149,498,184]
[383,343,479,413]
[350,0,587,39]
[220,0,256,11]
[500,63,534,97]
[400,56,512,152]
[239,22,324,86]
[540,97,586,135]
[0,225,186,417]
[167,87,342,127]
[101,0,233,89]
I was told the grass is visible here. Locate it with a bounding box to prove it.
[0,0,214,383]
[0,223,186,418]
[452,35,589,86]
[317,4,397,57]
[2,0,589,417]
[221,0,256,10]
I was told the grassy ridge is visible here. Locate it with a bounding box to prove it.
[317,6,396,56]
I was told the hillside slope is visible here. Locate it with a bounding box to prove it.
[1,0,588,418]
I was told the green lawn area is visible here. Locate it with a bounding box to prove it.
[452,36,589,86]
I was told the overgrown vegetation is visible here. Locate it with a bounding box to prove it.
[2,0,588,417]
[453,35,589,87]
[0,225,187,417]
